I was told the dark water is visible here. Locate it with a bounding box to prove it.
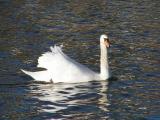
[0,0,160,119]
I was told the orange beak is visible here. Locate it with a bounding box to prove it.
[104,38,110,48]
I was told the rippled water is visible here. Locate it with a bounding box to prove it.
[0,0,160,119]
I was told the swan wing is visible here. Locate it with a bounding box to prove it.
[37,45,97,83]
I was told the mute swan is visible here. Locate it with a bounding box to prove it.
[21,34,110,83]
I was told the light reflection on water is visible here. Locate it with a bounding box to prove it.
[29,81,109,115]
[0,0,160,119]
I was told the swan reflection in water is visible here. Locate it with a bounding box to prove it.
[28,81,109,116]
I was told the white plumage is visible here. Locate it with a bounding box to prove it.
[21,34,110,83]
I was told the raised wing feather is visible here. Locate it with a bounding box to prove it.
[37,45,97,82]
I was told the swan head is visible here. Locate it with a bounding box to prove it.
[100,34,110,48]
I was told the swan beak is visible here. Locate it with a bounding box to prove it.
[104,38,110,48]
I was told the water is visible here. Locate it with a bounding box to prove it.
[0,0,160,119]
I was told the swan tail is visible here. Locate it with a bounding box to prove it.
[21,69,52,82]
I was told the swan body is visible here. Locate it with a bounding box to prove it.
[21,34,110,83]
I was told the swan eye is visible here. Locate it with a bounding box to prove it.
[104,38,109,42]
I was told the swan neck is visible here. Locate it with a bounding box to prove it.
[100,43,109,80]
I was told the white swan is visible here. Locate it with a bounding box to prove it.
[21,34,110,83]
